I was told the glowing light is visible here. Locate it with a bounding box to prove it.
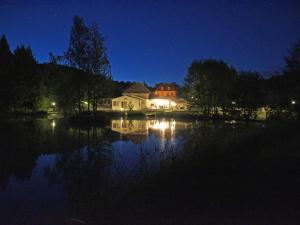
[232,101,236,105]
[150,98,176,109]
[149,120,169,131]
[291,100,296,105]
[51,120,56,130]
[121,108,124,111]
[84,101,88,105]
[52,102,56,106]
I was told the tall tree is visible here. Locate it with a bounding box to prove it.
[184,59,237,116]
[13,45,41,111]
[88,22,111,77]
[235,71,264,120]
[87,23,112,112]
[65,15,89,112]
[65,16,112,112]
[0,35,13,111]
[284,38,300,75]
[282,38,300,117]
[65,15,90,71]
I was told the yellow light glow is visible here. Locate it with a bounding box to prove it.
[52,102,56,106]
[51,120,56,130]
[84,101,88,105]
[291,100,296,105]
[149,120,169,131]
[150,99,176,109]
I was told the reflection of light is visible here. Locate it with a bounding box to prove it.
[149,120,170,131]
[51,120,56,130]
[121,108,124,111]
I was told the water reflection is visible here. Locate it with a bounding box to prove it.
[111,118,189,144]
[0,117,271,224]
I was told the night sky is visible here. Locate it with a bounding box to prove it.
[1,0,300,85]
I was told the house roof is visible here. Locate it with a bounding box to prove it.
[112,95,147,101]
[155,83,177,91]
[123,82,151,94]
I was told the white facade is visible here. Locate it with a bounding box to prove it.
[111,95,150,111]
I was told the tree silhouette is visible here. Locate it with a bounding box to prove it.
[184,59,237,116]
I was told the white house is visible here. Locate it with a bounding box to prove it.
[112,83,151,111]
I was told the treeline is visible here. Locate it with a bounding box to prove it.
[0,16,116,114]
[184,38,300,120]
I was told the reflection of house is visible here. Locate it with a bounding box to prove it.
[112,82,187,111]
[111,119,148,135]
[111,119,190,144]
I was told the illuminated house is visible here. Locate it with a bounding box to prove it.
[112,83,151,110]
[154,83,177,99]
[111,82,187,111]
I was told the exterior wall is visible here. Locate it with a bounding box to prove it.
[154,90,176,99]
[112,96,148,111]
[149,98,176,110]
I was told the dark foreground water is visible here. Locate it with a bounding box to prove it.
[0,117,300,225]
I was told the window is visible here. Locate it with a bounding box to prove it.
[167,86,170,90]
[113,101,117,106]
[161,87,164,90]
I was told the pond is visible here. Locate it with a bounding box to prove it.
[0,117,299,225]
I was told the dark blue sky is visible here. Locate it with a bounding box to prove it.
[1,0,300,85]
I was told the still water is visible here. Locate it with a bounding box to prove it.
[0,117,287,224]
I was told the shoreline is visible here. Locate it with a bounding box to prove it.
[1,110,297,124]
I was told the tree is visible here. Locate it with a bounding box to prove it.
[65,16,90,112]
[87,23,111,112]
[13,45,41,111]
[65,16,112,113]
[184,59,237,116]
[284,38,300,75]
[281,38,300,117]
[88,22,111,77]
[235,71,264,120]
[0,35,13,111]
[65,15,90,70]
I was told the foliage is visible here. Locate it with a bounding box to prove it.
[0,35,13,111]
[284,38,300,75]
[184,59,237,116]
[65,15,112,112]
[234,71,264,120]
